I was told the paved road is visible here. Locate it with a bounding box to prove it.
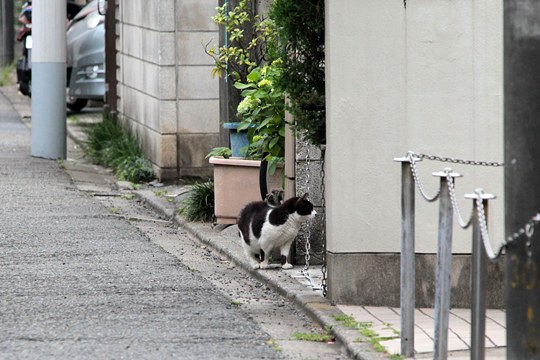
[0,92,281,358]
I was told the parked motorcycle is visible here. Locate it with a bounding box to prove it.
[16,1,32,97]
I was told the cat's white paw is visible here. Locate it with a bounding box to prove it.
[259,262,270,269]
[281,263,293,270]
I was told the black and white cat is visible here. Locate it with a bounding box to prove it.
[237,194,316,269]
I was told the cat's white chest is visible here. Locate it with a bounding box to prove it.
[259,212,302,247]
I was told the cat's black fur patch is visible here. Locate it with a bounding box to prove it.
[260,249,265,262]
[238,201,270,245]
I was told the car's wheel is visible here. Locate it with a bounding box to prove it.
[67,98,88,112]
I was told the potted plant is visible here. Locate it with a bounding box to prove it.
[205,0,277,152]
[208,61,286,224]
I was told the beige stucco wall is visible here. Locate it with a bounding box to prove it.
[326,0,504,254]
[116,0,219,180]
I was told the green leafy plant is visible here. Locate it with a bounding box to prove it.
[205,147,233,159]
[205,0,277,83]
[234,62,285,174]
[83,115,155,183]
[270,0,325,146]
[0,63,15,87]
[178,181,215,222]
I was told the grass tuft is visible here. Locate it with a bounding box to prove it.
[83,115,155,183]
[178,181,215,222]
[0,63,14,87]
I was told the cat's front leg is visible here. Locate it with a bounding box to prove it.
[280,240,294,269]
[259,248,270,269]
[248,257,260,270]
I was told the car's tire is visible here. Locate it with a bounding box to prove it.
[67,98,88,112]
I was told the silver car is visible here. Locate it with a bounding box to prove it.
[66,0,105,111]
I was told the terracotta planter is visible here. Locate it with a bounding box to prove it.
[209,156,283,224]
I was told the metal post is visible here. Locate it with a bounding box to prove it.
[31,0,67,159]
[465,191,495,360]
[432,169,461,360]
[394,156,418,357]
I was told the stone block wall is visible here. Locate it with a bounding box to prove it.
[115,0,219,180]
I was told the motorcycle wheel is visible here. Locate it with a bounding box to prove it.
[67,98,88,112]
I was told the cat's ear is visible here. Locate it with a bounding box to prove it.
[301,193,308,200]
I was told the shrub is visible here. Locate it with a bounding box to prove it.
[206,0,278,84]
[270,0,325,146]
[83,116,155,183]
[235,62,285,174]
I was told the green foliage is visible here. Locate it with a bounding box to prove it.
[0,63,15,87]
[206,0,278,84]
[83,116,155,183]
[178,181,215,222]
[234,63,285,173]
[116,157,155,183]
[270,0,326,146]
[333,314,360,328]
[292,326,334,342]
[205,147,233,159]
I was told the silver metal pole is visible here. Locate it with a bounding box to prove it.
[465,191,495,360]
[394,156,418,357]
[432,168,461,360]
[31,0,67,159]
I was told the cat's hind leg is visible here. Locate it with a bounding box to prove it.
[280,240,294,269]
[240,232,260,270]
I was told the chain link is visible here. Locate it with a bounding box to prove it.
[474,189,540,260]
[446,170,473,229]
[320,146,327,297]
[474,190,505,260]
[407,152,440,202]
[412,152,504,167]
[303,145,311,273]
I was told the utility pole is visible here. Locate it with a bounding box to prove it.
[0,0,14,66]
[504,0,540,358]
[31,0,67,159]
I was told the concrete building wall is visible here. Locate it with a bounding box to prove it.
[325,0,504,305]
[116,0,219,180]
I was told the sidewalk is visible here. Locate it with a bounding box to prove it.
[1,83,507,359]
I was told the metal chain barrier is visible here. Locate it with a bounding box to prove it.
[320,146,327,297]
[404,150,540,260]
[411,151,504,167]
[475,188,540,260]
[300,144,323,292]
[407,152,441,202]
[446,170,473,229]
[303,144,312,273]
